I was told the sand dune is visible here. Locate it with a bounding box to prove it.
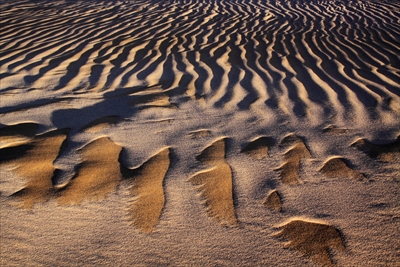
[1,0,399,266]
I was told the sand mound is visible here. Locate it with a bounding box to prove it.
[274,218,345,267]
[0,129,68,208]
[81,116,123,133]
[190,138,237,226]
[195,137,227,165]
[0,122,39,144]
[241,136,274,160]
[320,157,365,181]
[351,136,400,162]
[279,133,306,148]
[122,148,170,233]
[57,136,122,205]
[264,189,282,212]
[276,141,312,184]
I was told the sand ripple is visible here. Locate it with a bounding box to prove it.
[1,0,399,124]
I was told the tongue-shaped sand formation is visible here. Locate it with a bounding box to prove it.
[189,138,237,226]
[0,124,170,232]
[275,134,312,184]
[319,157,365,181]
[274,218,345,267]
[57,136,123,205]
[122,148,170,233]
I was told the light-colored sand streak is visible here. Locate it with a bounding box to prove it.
[1,0,399,123]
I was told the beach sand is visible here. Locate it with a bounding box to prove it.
[1,0,399,266]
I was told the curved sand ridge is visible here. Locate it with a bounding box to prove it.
[1,0,400,124]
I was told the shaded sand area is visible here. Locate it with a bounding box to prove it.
[1,0,400,266]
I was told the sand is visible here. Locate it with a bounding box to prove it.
[1,0,399,266]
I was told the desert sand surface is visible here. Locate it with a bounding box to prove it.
[1,0,399,266]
